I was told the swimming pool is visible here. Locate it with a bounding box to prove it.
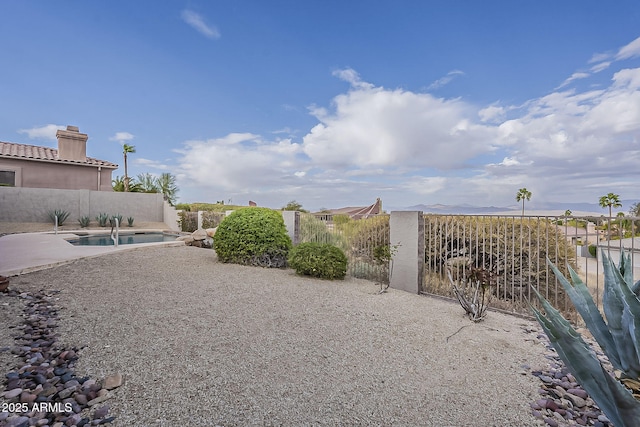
[68,232,179,246]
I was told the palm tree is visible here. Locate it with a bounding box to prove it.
[122,144,136,192]
[137,173,159,193]
[599,193,622,219]
[156,172,178,206]
[564,209,572,217]
[599,193,622,240]
[516,188,532,216]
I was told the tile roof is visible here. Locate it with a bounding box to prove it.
[0,141,118,168]
[316,198,383,219]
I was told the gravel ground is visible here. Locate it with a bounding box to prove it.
[2,246,549,426]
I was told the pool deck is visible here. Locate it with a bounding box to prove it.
[0,230,185,277]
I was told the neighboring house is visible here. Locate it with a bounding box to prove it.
[314,198,383,221]
[0,126,117,191]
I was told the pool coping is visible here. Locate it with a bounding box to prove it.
[0,230,187,277]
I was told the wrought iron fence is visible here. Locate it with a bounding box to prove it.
[422,214,640,319]
[299,213,391,283]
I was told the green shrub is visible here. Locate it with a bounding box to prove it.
[588,244,598,258]
[288,242,348,280]
[48,209,70,226]
[78,216,90,228]
[213,207,292,268]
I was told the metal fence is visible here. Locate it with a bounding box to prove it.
[299,213,391,284]
[299,212,640,319]
[421,214,640,319]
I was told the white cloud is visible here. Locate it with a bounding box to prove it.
[332,68,374,89]
[478,105,506,123]
[109,132,135,143]
[176,48,640,209]
[18,124,65,141]
[428,70,465,90]
[616,36,640,60]
[135,158,169,169]
[176,134,302,192]
[181,10,220,39]
[556,72,590,89]
[590,61,611,73]
[301,76,497,170]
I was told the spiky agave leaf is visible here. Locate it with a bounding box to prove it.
[601,251,640,378]
[620,251,640,296]
[531,286,640,427]
[546,259,623,371]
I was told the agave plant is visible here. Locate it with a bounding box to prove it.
[531,250,640,427]
[78,215,90,228]
[48,209,70,226]
[96,212,109,227]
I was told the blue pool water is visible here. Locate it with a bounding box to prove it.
[69,233,178,246]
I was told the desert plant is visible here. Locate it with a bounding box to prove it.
[202,211,225,229]
[448,265,497,322]
[424,215,577,314]
[78,216,90,228]
[373,242,400,293]
[127,216,135,227]
[111,214,123,226]
[178,211,198,232]
[288,242,348,280]
[96,212,109,227]
[299,214,341,245]
[213,207,292,268]
[48,209,70,226]
[531,250,640,427]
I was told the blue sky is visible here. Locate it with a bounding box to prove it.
[2,1,640,212]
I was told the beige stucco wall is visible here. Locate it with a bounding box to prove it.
[0,187,179,231]
[0,158,114,191]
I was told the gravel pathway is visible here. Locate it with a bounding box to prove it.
[2,246,549,426]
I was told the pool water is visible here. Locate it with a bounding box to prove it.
[69,233,178,246]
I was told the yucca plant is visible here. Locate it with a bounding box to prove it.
[531,250,640,427]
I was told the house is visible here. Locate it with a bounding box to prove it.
[314,198,383,221]
[0,126,117,191]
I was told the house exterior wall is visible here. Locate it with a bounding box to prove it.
[0,158,113,191]
[0,187,180,231]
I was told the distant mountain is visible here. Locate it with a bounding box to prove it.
[391,200,634,216]
[401,203,516,214]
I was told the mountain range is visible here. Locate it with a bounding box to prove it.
[391,201,636,216]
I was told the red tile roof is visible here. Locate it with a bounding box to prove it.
[0,141,118,168]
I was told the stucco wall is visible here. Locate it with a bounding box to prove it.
[389,211,425,294]
[0,158,114,191]
[0,187,178,229]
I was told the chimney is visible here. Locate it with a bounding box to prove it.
[56,125,88,162]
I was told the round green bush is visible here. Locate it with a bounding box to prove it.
[213,207,292,267]
[288,242,348,280]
